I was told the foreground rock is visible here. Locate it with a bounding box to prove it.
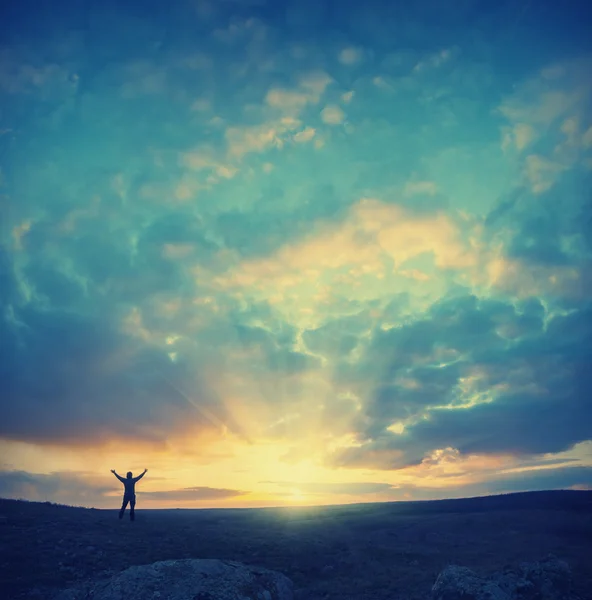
[432,555,577,600]
[431,565,508,600]
[53,559,294,600]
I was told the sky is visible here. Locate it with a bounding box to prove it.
[0,0,591,510]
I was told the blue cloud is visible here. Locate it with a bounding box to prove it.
[0,470,112,504]
[330,297,592,468]
[0,298,230,445]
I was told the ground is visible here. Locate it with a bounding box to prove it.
[1,490,591,600]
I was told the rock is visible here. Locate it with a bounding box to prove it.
[493,555,574,600]
[432,556,576,600]
[431,565,509,600]
[52,559,294,600]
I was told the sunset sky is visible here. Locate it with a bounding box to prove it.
[1,0,591,510]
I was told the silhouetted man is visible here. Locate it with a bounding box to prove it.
[111,469,147,521]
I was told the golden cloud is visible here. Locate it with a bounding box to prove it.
[207,198,477,327]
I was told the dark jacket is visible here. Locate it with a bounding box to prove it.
[115,472,145,496]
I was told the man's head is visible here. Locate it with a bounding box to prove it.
[126,471,132,479]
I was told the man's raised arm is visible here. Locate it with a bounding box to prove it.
[111,469,125,483]
[133,469,148,483]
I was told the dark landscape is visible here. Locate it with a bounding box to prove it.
[1,489,591,600]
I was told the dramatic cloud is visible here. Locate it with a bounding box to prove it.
[140,486,248,501]
[262,481,395,496]
[1,0,591,508]
[0,470,112,505]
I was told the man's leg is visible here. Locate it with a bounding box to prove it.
[130,495,136,521]
[119,497,129,519]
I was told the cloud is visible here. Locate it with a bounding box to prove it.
[140,486,248,501]
[302,313,369,359]
[482,255,587,301]
[0,469,248,505]
[404,181,438,196]
[225,118,301,158]
[0,290,242,447]
[413,48,454,73]
[385,464,592,501]
[182,150,238,178]
[181,149,239,191]
[482,466,592,495]
[320,105,345,125]
[499,84,584,127]
[263,480,393,495]
[119,61,168,98]
[214,199,476,325]
[293,126,316,143]
[326,293,592,469]
[497,56,592,193]
[0,470,112,505]
[265,89,313,112]
[501,123,536,152]
[338,47,363,66]
[481,162,591,304]
[265,71,333,117]
[523,154,568,194]
[0,49,74,96]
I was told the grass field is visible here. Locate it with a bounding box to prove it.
[1,490,591,600]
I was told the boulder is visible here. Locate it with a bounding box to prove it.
[432,556,577,600]
[431,565,509,600]
[52,559,294,600]
[493,556,574,600]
